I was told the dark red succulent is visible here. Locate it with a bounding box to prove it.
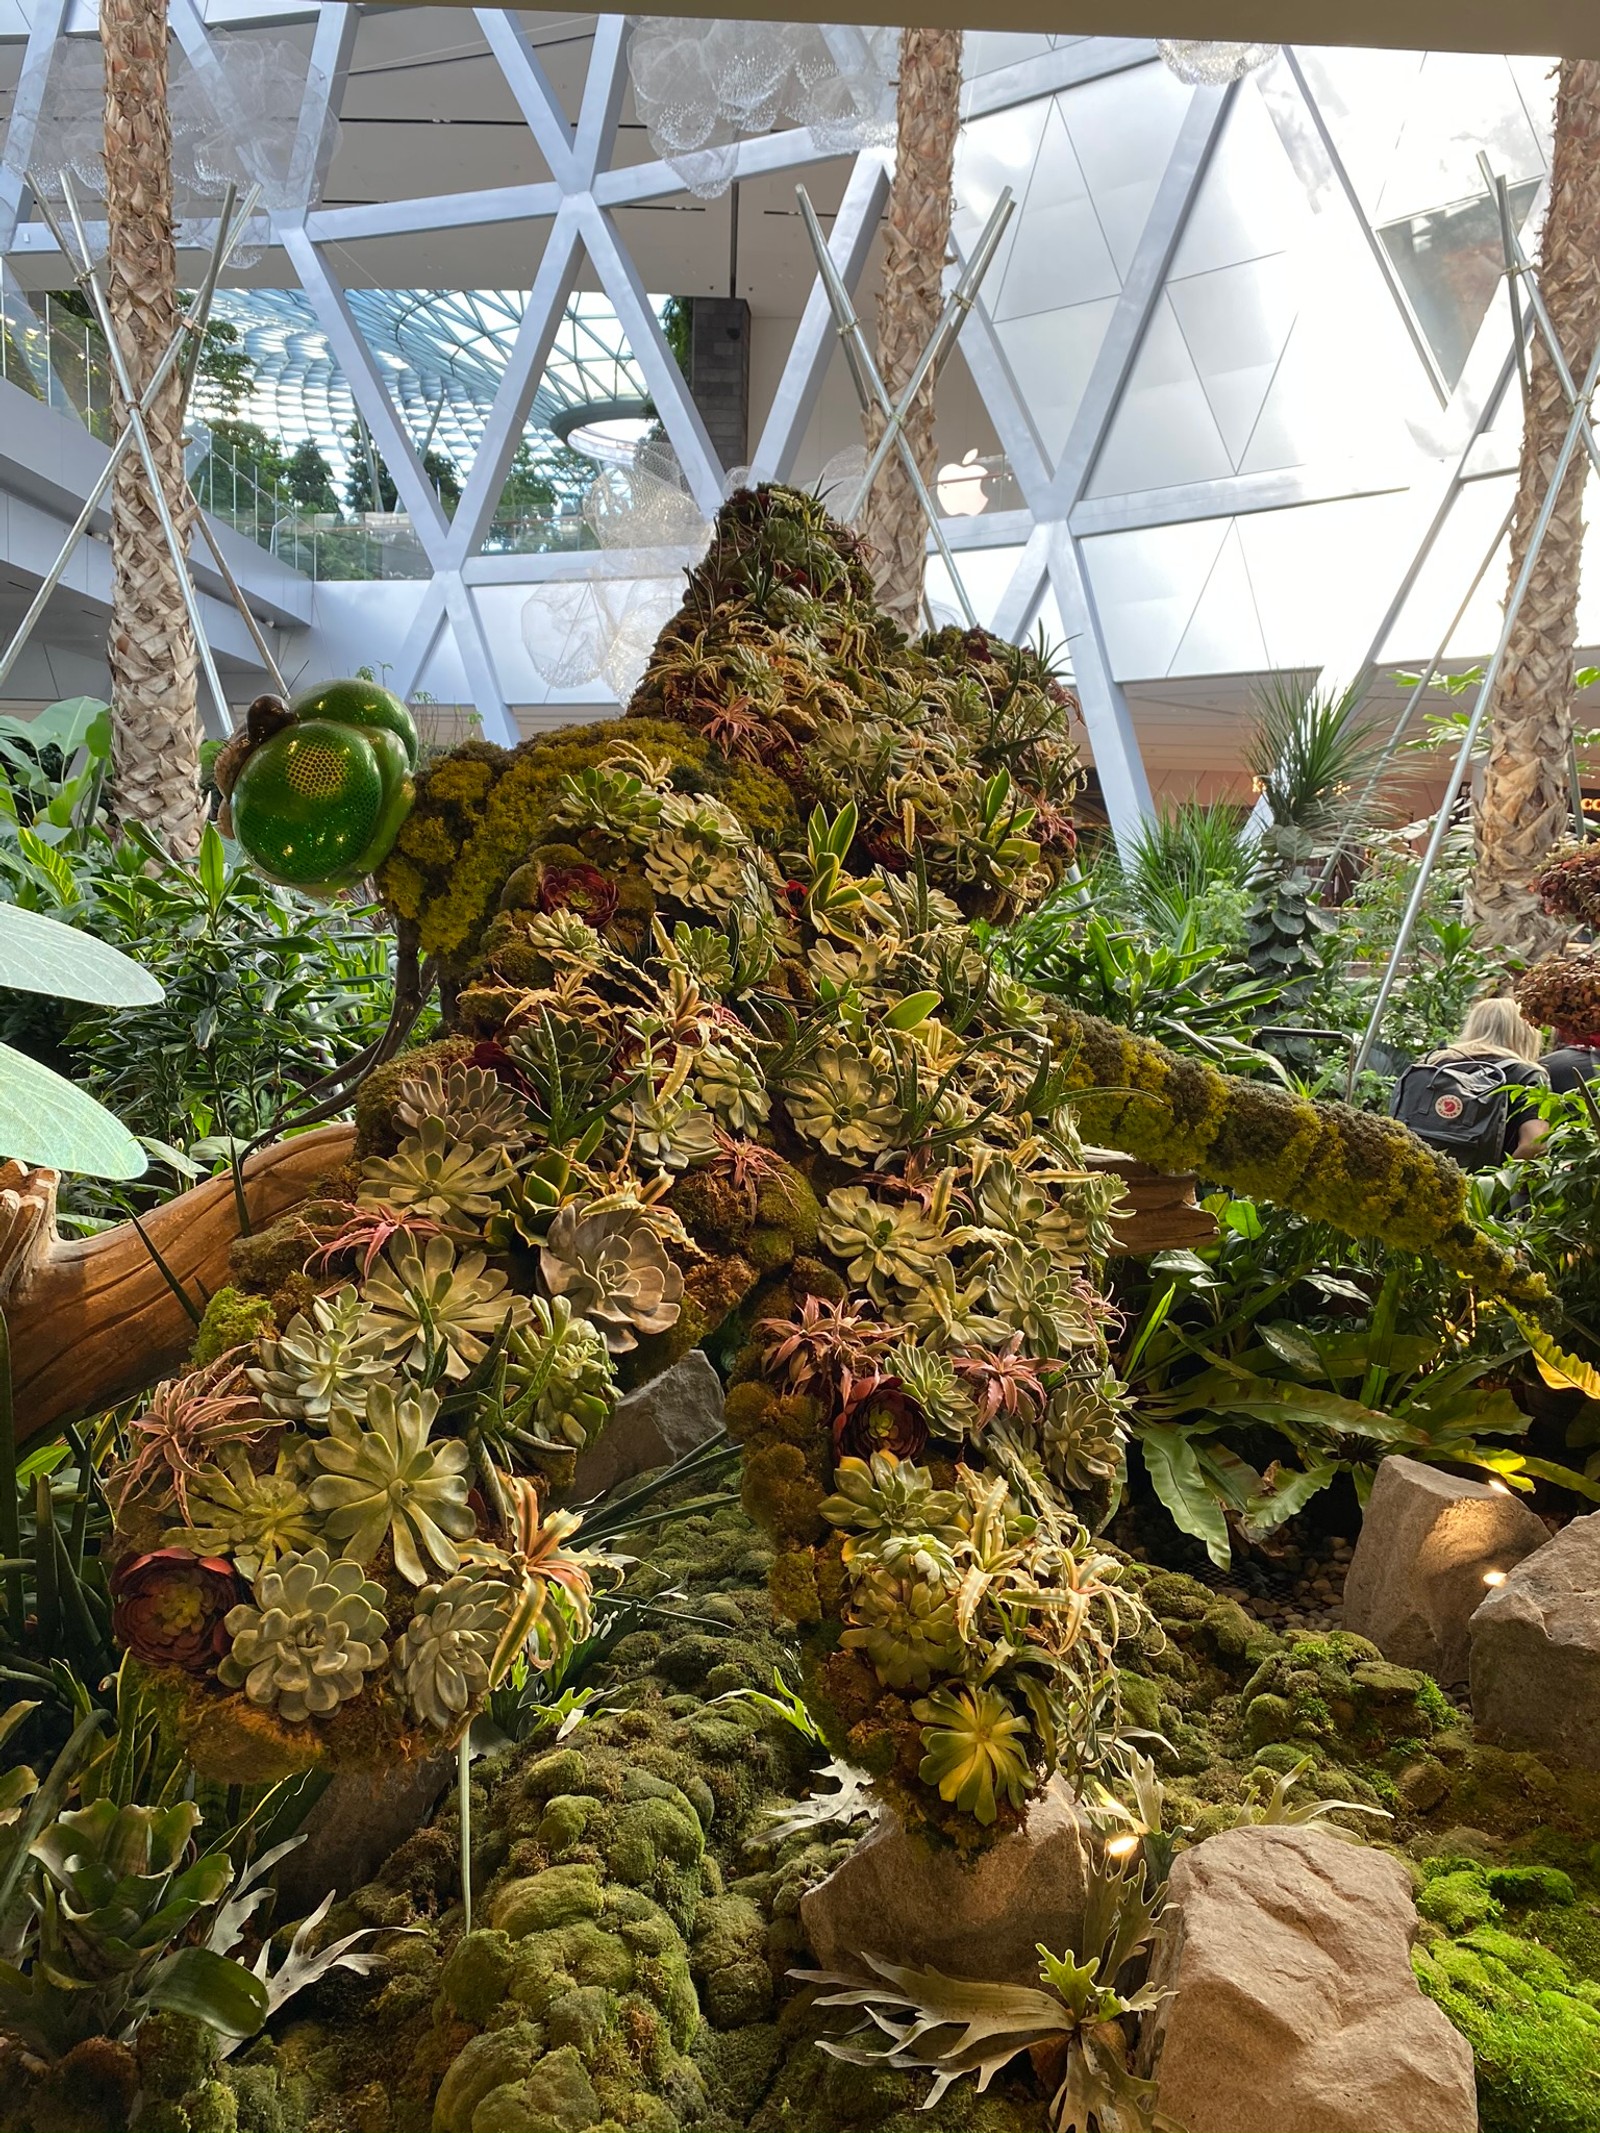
[537,862,619,927]
[835,1380,927,1462]
[111,1549,246,1675]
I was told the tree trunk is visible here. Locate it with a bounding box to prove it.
[859,28,962,631]
[1471,57,1600,954]
[101,0,206,854]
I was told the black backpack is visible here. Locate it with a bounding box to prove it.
[1390,1055,1516,1170]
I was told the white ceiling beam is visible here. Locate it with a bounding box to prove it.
[473,9,580,188]
[441,202,584,567]
[308,183,563,244]
[576,194,726,511]
[960,36,1158,119]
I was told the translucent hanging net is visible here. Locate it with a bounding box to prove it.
[1155,40,1280,86]
[522,439,717,701]
[16,30,340,261]
[627,17,896,199]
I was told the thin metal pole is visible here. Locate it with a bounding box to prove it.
[49,177,234,737]
[795,184,981,631]
[192,511,287,695]
[0,188,258,698]
[1315,493,1517,894]
[1348,322,1600,1092]
[1495,173,1532,412]
[844,188,1014,523]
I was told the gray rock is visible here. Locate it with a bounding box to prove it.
[1144,1824,1477,2133]
[1343,1454,1549,1682]
[273,1754,452,1922]
[799,1777,1088,1986]
[1470,1507,1600,1764]
[572,1348,724,1499]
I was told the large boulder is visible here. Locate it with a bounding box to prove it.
[1343,1454,1549,1682]
[1469,1507,1600,1765]
[1144,1824,1477,2133]
[272,1754,452,1921]
[572,1348,724,1499]
[799,1777,1089,1986]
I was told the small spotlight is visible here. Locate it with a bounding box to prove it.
[1487,1480,1512,1496]
[1105,1833,1141,1858]
[1483,1569,1508,1587]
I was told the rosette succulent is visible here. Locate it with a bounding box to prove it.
[394,1061,532,1153]
[913,1683,1033,1824]
[219,1548,389,1722]
[693,1042,771,1132]
[783,1042,900,1160]
[540,1204,684,1353]
[889,1259,1006,1349]
[985,1247,1100,1359]
[549,753,666,840]
[249,1285,389,1426]
[840,1567,962,1691]
[1040,1370,1126,1496]
[505,1294,616,1450]
[820,1187,952,1304]
[363,1233,530,1380]
[110,1549,245,1674]
[360,1116,514,1225]
[821,1452,965,1580]
[391,1573,513,1733]
[884,1343,975,1437]
[614,1087,720,1175]
[308,1384,475,1585]
[643,833,746,913]
[164,1443,322,1580]
[658,790,749,848]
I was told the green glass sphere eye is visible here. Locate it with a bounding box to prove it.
[231,721,384,888]
[289,676,418,768]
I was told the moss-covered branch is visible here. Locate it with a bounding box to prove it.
[1055,1009,1548,1311]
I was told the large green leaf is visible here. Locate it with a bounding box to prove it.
[149,1945,269,2037]
[1161,1369,1399,1439]
[1139,1424,1231,1567]
[0,1042,147,1178]
[1240,1461,1339,1540]
[0,903,162,1007]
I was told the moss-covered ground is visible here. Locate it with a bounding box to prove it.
[112,1500,1600,2133]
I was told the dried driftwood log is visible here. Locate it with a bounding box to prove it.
[5,1125,354,1445]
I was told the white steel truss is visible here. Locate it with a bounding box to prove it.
[0,10,1552,840]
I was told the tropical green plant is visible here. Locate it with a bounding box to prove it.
[0,819,406,1214]
[1087,799,1253,949]
[799,1845,1171,2132]
[0,1797,268,2056]
[994,907,1288,1074]
[0,696,112,846]
[1112,1203,1585,1566]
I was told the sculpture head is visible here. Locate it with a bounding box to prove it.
[216,676,419,894]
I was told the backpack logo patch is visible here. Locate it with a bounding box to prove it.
[1435,1093,1465,1121]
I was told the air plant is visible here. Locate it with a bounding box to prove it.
[111,1366,268,1523]
[304,1204,444,1284]
[758,1295,896,1414]
[798,1846,1172,2133]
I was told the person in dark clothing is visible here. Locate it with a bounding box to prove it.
[1539,1023,1600,1093]
[1421,997,1550,1160]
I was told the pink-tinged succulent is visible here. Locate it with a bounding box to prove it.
[110,1549,246,1674]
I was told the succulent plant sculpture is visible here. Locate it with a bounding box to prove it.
[106,483,1532,1821]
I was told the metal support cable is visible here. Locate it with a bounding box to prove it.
[1347,321,1600,1092]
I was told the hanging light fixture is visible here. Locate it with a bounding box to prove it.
[1156,39,1280,86]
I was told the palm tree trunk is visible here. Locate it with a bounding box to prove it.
[1471,57,1600,954]
[859,28,962,631]
[101,0,206,854]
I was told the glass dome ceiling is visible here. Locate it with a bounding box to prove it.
[201,286,660,485]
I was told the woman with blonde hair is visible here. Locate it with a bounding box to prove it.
[1391,996,1550,1166]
